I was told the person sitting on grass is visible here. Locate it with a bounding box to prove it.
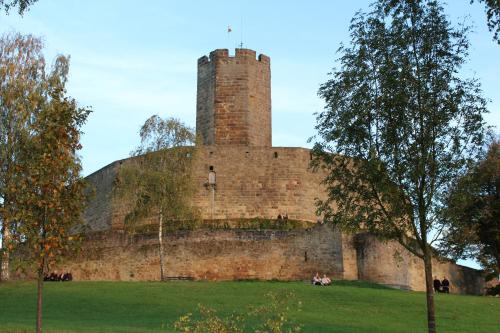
[433,276,441,293]
[312,272,322,285]
[321,274,332,286]
[49,271,58,281]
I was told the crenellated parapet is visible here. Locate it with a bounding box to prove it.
[197,48,270,65]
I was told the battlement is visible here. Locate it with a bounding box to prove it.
[197,48,270,65]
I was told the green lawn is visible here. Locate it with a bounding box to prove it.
[0,280,498,333]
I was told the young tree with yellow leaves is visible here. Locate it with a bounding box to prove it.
[0,32,90,333]
[0,33,45,282]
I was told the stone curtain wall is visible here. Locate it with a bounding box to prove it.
[57,224,343,281]
[353,233,485,295]
[35,225,484,295]
[83,161,120,231]
[78,147,485,294]
[196,49,272,147]
[192,146,326,222]
[83,158,151,231]
[340,234,359,280]
[82,146,328,231]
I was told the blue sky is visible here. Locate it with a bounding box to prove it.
[1,0,498,267]
[1,0,354,176]
[1,0,498,176]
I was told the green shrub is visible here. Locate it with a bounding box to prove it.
[174,291,302,333]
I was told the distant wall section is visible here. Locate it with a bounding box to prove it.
[83,161,119,231]
[353,233,485,295]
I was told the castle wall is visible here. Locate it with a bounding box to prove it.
[340,233,359,280]
[354,233,485,295]
[354,233,412,290]
[409,254,486,295]
[83,161,119,231]
[79,147,485,294]
[83,158,146,232]
[196,49,271,146]
[82,146,328,232]
[77,45,485,293]
[54,224,343,282]
[22,224,483,295]
[192,146,326,222]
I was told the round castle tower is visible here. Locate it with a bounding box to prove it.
[196,48,272,146]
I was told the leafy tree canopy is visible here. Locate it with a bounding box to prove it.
[0,32,45,281]
[116,115,197,280]
[0,32,90,332]
[312,1,488,331]
[133,115,195,155]
[313,0,488,253]
[473,0,500,44]
[122,115,197,223]
[0,0,38,14]
[384,0,500,44]
[439,138,499,280]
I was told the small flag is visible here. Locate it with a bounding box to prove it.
[227,25,232,33]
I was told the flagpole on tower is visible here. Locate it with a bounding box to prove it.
[227,25,232,48]
[240,16,244,48]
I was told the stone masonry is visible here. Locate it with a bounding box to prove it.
[55,225,343,282]
[40,48,487,295]
[197,49,271,146]
[44,223,483,294]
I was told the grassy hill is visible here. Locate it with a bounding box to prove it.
[0,280,498,333]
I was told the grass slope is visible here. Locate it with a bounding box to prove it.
[0,281,498,333]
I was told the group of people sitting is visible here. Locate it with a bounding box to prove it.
[276,213,289,221]
[43,271,73,282]
[312,272,332,286]
[433,276,450,293]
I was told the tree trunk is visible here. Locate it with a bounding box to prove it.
[0,225,10,281]
[423,248,437,333]
[36,266,44,333]
[159,211,165,281]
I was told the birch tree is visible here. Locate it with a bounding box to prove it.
[117,115,197,281]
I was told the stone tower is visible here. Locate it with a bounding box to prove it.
[196,48,272,146]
